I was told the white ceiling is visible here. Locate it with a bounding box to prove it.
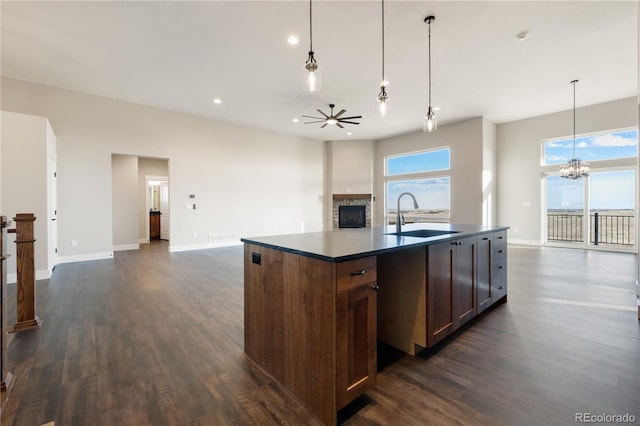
[1,1,637,141]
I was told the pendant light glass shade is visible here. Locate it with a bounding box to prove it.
[303,0,321,92]
[376,0,389,117]
[424,107,437,132]
[560,80,590,179]
[423,15,437,133]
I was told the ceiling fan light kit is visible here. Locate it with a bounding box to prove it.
[303,104,362,128]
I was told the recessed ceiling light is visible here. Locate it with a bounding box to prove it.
[288,35,299,45]
[292,118,299,123]
[347,132,352,136]
[213,98,222,104]
[433,106,441,111]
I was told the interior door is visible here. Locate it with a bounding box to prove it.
[160,181,170,241]
[47,154,58,271]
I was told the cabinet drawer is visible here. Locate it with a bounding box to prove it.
[492,231,507,258]
[337,256,377,291]
[493,257,507,300]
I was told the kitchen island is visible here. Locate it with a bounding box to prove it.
[242,223,508,425]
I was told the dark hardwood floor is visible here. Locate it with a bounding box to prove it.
[2,242,639,425]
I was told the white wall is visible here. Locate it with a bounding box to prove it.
[375,117,487,226]
[329,140,374,194]
[0,111,52,281]
[111,154,139,251]
[137,157,169,242]
[1,77,325,260]
[497,97,637,245]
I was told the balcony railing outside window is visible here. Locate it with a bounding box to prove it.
[547,212,635,247]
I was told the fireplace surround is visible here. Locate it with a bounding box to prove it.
[332,194,372,229]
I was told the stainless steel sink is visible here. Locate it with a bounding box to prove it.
[386,229,460,238]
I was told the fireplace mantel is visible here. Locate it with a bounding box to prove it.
[332,194,372,201]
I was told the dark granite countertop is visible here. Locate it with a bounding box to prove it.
[241,223,509,262]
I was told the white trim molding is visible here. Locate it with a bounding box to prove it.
[7,269,51,284]
[58,252,114,264]
[113,243,140,252]
[168,240,242,253]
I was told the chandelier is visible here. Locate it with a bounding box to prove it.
[559,80,590,179]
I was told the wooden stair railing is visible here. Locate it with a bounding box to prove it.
[8,213,42,333]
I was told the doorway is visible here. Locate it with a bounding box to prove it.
[146,176,170,242]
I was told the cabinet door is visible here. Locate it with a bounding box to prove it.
[336,281,377,409]
[453,237,477,327]
[477,235,492,313]
[427,241,455,347]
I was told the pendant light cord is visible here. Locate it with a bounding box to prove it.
[381,0,385,83]
[572,80,577,158]
[428,18,432,107]
[309,0,313,52]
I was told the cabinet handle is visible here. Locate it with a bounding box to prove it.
[498,285,504,290]
[482,237,489,240]
[498,236,504,239]
[371,285,380,292]
[451,241,462,246]
[498,266,504,270]
[350,269,367,276]
[498,249,504,253]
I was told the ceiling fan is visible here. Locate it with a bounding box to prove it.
[303,104,362,128]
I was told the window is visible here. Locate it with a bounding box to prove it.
[386,148,450,176]
[543,129,637,165]
[384,148,451,224]
[543,128,637,250]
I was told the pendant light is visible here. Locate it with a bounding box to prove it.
[303,0,321,92]
[559,80,590,179]
[376,0,389,117]
[423,15,437,132]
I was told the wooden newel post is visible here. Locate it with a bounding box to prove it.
[1,216,14,396]
[9,213,42,333]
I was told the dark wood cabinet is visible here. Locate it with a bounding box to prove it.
[149,211,161,240]
[427,236,476,347]
[492,230,508,302]
[477,235,493,313]
[477,231,508,314]
[336,257,377,409]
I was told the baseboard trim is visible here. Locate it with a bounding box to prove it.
[508,238,542,246]
[57,252,114,264]
[7,269,50,284]
[168,240,242,253]
[138,238,149,244]
[113,243,140,252]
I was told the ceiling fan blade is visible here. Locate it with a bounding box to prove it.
[302,115,324,119]
[304,120,327,124]
[316,109,329,118]
[339,121,361,125]
[321,123,328,128]
[334,109,347,119]
[336,123,344,129]
[338,115,363,120]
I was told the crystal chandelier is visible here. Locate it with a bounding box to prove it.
[560,80,590,179]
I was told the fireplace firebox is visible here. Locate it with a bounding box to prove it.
[338,205,366,228]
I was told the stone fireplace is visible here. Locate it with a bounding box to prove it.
[332,194,372,229]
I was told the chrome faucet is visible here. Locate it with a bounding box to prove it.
[396,192,419,233]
